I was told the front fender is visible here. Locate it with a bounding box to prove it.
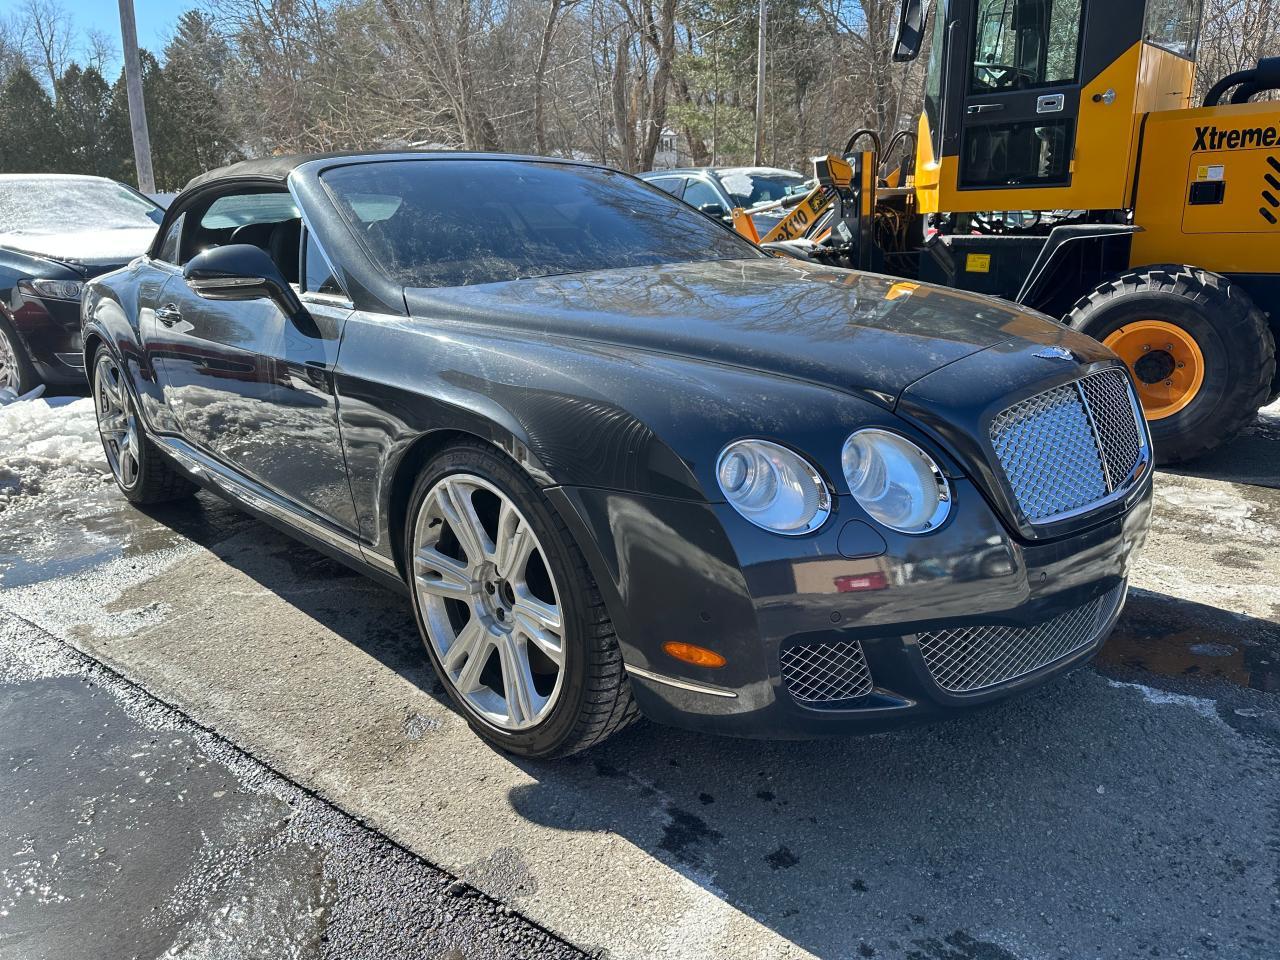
[335,311,916,568]
[82,264,182,436]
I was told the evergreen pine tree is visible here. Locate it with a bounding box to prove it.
[0,65,62,173]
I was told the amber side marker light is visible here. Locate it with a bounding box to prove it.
[663,642,727,668]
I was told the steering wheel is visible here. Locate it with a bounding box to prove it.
[973,62,1020,90]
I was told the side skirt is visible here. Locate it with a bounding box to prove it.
[153,436,408,596]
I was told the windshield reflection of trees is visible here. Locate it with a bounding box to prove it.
[325,160,759,288]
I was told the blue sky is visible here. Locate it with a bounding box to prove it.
[60,0,189,60]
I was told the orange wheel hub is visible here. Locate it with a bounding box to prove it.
[1102,320,1205,420]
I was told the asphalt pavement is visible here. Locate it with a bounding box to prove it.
[0,397,1277,959]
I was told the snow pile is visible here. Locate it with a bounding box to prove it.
[0,397,107,511]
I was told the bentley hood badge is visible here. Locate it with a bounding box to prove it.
[1034,345,1075,361]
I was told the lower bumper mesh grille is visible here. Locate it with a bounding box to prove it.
[780,640,873,703]
[916,583,1126,694]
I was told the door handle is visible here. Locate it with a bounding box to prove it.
[966,103,1005,115]
[156,303,182,327]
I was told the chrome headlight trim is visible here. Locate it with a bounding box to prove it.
[841,428,951,534]
[716,439,832,536]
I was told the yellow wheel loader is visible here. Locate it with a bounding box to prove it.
[737,0,1279,463]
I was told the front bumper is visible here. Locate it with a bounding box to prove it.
[550,473,1152,739]
[8,291,86,384]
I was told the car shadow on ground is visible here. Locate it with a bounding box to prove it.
[498,593,1280,958]
[144,501,1280,959]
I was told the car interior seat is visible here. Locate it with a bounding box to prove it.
[228,222,277,251]
[268,218,302,285]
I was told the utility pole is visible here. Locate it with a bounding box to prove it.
[753,0,766,165]
[117,0,155,194]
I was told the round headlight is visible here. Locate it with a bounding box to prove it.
[717,439,831,535]
[841,429,950,534]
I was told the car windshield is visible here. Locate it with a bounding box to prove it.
[321,159,763,289]
[0,176,162,235]
[715,170,808,207]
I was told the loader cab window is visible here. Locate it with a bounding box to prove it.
[1144,0,1201,58]
[970,0,1084,92]
[923,1,948,154]
[959,0,1082,188]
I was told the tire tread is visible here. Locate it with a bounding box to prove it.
[1066,264,1275,463]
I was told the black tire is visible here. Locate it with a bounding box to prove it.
[404,440,637,758]
[0,311,41,395]
[92,347,197,505]
[1066,265,1276,464]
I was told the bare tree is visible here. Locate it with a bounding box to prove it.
[0,16,31,88]
[84,28,116,76]
[18,0,72,94]
[1196,0,1280,102]
[534,0,574,154]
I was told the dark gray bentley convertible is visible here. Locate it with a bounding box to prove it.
[82,152,1152,757]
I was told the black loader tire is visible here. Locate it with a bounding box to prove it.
[1066,265,1275,464]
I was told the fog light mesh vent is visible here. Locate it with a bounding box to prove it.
[917,583,1125,694]
[780,640,873,703]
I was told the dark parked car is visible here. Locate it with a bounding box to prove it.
[0,174,162,393]
[639,166,808,232]
[82,152,1152,757]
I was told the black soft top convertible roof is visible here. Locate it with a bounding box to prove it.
[182,150,598,192]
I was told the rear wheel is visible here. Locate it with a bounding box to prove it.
[404,442,637,757]
[93,349,196,504]
[1066,266,1275,463]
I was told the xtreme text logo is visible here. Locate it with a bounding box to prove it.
[1194,124,1280,151]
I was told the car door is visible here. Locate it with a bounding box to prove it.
[150,189,359,534]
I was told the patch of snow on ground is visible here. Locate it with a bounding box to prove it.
[1153,477,1277,543]
[1106,678,1222,723]
[0,398,106,511]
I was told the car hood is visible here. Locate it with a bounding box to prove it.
[0,226,156,274]
[404,259,1061,406]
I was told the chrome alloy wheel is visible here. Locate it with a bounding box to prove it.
[411,474,566,731]
[94,353,141,489]
[0,324,18,391]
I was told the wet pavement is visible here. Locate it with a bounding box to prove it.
[0,620,582,960]
[0,397,1278,959]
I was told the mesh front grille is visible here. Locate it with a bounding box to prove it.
[916,584,1125,694]
[780,640,873,703]
[989,369,1144,524]
[1079,369,1143,485]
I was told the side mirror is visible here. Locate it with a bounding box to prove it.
[892,0,929,62]
[183,243,304,320]
[698,202,728,219]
